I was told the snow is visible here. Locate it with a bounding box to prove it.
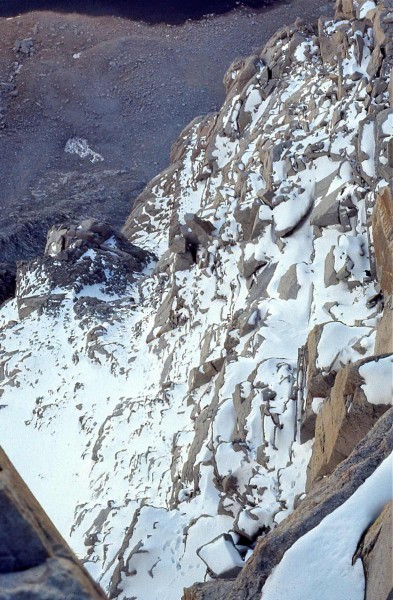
[361,121,376,178]
[64,137,104,163]
[382,112,393,136]
[261,453,393,600]
[358,1,376,18]
[198,535,244,576]
[359,356,393,405]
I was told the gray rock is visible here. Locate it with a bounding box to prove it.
[14,38,34,55]
[310,194,340,228]
[324,246,339,287]
[277,264,300,300]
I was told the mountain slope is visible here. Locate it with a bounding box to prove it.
[0,0,392,599]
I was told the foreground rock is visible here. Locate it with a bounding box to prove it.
[0,447,107,600]
[360,501,393,600]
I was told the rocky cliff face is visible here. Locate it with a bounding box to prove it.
[0,0,392,599]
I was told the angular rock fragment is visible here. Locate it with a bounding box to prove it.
[277,264,300,300]
[375,294,393,353]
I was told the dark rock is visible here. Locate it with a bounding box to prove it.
[0,448,107,600]
[180,213,216,250]
[16,219,153,319]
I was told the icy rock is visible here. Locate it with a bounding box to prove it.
[16,220,153,320]
[197,534,244,578]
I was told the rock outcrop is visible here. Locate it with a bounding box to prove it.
[0,447,107,600]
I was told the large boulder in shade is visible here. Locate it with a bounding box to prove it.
[0,448,107,600]
[372,184,393,294]
[183,409,393,600]
[360,502,393,600]
[306,354,392,491]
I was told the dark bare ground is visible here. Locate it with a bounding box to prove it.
[0,0,334,297]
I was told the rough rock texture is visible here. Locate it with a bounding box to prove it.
[360,501,393,600]
[373,183,393,294]
[306,355,392,490]
[0,447,107,600]
[183,408,393,600]
[0,0,391,599]
[16,219,154,319]
[375,294,393,353]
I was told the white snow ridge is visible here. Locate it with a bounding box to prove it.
[0,2,392,600]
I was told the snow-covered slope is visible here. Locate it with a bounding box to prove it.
[0,1,392,599]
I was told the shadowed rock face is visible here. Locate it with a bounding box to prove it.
[0,447,108,600]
